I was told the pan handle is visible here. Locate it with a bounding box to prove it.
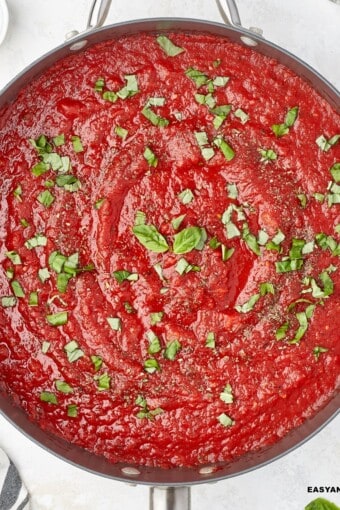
[217,0,263,37]
[66,0,112,40]
[149,487,191,510]
[86,0,112,30]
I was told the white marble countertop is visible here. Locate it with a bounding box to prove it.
[0,1,339,509]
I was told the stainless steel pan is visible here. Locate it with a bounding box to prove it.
[0,1,339,508]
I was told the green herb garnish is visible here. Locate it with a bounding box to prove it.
[132,224,169,253]
[164,339,181,360]
[218,413,234,427]
[55,380,73,394]
[40,391,58,405]
[64,340,84,363]
[156,35,184,56]
[46,311,68,326]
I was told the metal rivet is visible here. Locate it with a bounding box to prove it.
[121,466,141,476]
[199,466,216,475]
[69,40,88,51]
[240,35,258,47]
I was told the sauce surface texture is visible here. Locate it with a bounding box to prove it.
[0,32,339,468]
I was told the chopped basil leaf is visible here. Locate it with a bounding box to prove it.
[218,413,234,427]
[11,280,25,298]
[5,251,21,265]
[242,223,260,255]
[226,222,241,239]
[284,106,299,127]
[124,301,135,314]
[102,90,118,102]
[316,134,340,151]
[134,210,146,226]
[147,330,162,354]
[44,180,55,188]
[297,193,307,208]
[213,135,235,161]
[142,98,169,127]
[313,346,328,361]
[144,146,158,167]
[115,126,128,139]
[259,148,277,162]
[175,257,200,275]
[117,75,139,99]
[42,152,64,171]
[56,273,71,293]
[206,331,215,349]
[95,373,111,391]
[195,131,215,161]
[41,341,50,354]
[132,224,169,253]
[40,391,58,404]
[275,322,289,341]
[53,134,65,147]
[30,134,53,154]
[221,245,235,262]
[6,268,14,280]
[195,92,216,109]
[171,214,186,230]
[289,238,306,259]
[272,230,285,245]
[156,35,184,56]
[107,317,122,331]
[56,174,81,192]
[144,358,160,374]
[113,270,138,284]
[227,183,238,199]
[195,227,207,250]
[258,230,269,246]
[212,105,232,129]
[220,383,234,404]
[150,312,164,326]
[178,189,194,205]
[213,76,229,87]
[20,218,29,228]
[330,162,340,182]
[259,282,275,296]
[37,189,55,208]
[213,59,221,68]
[32,161,50,177]
[94,77,105,92]
[49,251,67,273]
[94,198,105,209]
[272,106,299,137]
[164,339,181,360]
[185,67,209,87]
[55,380,73,394]
[38,267,51,283]
[173,226,203,254]
[234,108,249,124]
[153,262,165,281]
[313,192,325,203]
[289,310,310,345]
[272,123,289,137]
[46,311,68,326]
[275,259,304,273]
[1,296,17,308]
[91,355,103,372]
[235,293,260,313]
[64,340,84,362]
[71,135,84,153]
[13,184,22,201]
[25,233,47,250]
[67,404,78,418]
[209,236,221,249]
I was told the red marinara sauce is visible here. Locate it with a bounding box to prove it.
[0,32,339,469]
